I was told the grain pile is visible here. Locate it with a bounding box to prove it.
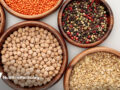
[70,52,120,90]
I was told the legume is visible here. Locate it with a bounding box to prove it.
[70,52,120,90]
[62,0,108,44]
[1,27,63,87]
[5,0,59,15]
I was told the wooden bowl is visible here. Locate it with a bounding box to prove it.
[0,0,63,20]
[58,0,114,48]
[64,47,120,90]
[0,5,5,37]
[0,21,68,90]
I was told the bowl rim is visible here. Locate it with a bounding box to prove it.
[64,47,120,90]
[0,0,63,20]
[0,21,68,90]
[58,0,114,48]
[0,5,5,37]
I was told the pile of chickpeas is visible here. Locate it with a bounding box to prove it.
[1,27,63,87]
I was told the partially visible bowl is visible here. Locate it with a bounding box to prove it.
[64,47,120,90]
[0,21,68,90]
[1,0,63,20]
[0,5,5,37]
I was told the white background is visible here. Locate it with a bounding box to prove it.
[0,0,120,90]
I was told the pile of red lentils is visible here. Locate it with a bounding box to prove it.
[5,0,59,15]
[62,0,108,44]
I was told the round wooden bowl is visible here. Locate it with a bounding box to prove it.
[58,0,114,48]
[0,21,68,90]
[64,47,120,90]
[0,0,63,20]
[0,5,5,37]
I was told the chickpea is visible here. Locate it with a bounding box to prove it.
[56,56,61,60]
[36,27,39,31]
[58,49,63,55]
[21,68,26,74]
[30,44,34,48]
[10,60,15,64]
[7,37,12,42]
[22,43,26,48]
[2,59,7,64]
[1,27,63,87]
[46,61,51,66]
[10,34,14,38]
[33,52,37,57]
[31,38,35,43]
[43,49,47,53]
[18,28,23,33]
[17,51,21,56]
[49,71,53,76]
[56,67,60,70]
[35,64,39,68]
[35,45,39,49]
[44,71,48,77]
[5,54,9,58]
[24,53,28,58]
[47,50,51,55]
[26,40,29,45]
[3,44,7,48]
[16,38,20,43]
[51,59,55,63]
[45,67,50,71]
[25,32,29,36]
[28,50,33,55]
[41,53,46,58]
[1,50,6,54]
[46,40,50,44]
[13,31,18,36]
[36,70,40,74]
[32,60,36,64]
[49,66,55,71]
[55,70,59,75]
[27,36,31,41]
[35,38,39,42]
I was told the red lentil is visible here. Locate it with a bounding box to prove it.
[5,0,59,15]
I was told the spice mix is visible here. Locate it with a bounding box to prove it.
[62,0,109,44]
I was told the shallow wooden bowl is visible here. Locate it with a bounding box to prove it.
[0,0,63,20]
[0,5,5,37]
[64,47,120,90]
[0,21,68,90]
[58,0,114,48]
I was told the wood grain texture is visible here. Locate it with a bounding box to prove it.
[58,0,114,48]
[64,47,120,90]
[0,5,5,37]
[0,0,63,20]
[0,21,68,90]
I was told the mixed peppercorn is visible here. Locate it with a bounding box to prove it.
[62,0,108,44]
